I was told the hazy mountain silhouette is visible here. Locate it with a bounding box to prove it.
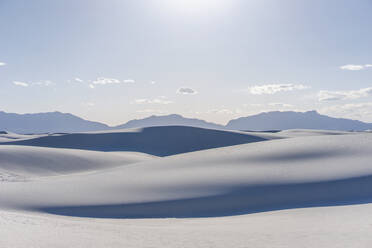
[226,110,372,131]
[1,110,372,134]
[114,114,225,130]
[0,111,109,134]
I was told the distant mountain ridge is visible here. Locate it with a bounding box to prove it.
[0,111,109,134]
[1,110,372,133]
[115,114,224,130]
[226,110,372,131]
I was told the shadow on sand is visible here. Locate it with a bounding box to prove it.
[3,126,267,156]
[42,174,372,219]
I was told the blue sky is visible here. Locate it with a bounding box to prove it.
[1,0,372,125]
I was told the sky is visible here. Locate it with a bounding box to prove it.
[0,0,372,126]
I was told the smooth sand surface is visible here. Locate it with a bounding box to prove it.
[1,128,371,247]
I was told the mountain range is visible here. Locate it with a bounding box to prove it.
[1,110,371,134]
[225,110,372,131]
[0,111,109,134]
[116,114,224,130]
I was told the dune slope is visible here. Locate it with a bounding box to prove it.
[1,126,269,156]
[0,133,371,218]
[0,145,154,181]
[1,203,372,248]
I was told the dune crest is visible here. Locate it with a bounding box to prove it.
[0,145,154,180]
[1,126,269,156]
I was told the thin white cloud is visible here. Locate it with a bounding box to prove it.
[205,107,244,115]
[246,84,309,95]
[268,102,293,108]
[340,64,364,71]
[0,62,6,66]
[92,77,121,85]
[13,81,29,87]
[150,81,156,85]
[136,109,169,114]
[340,64,372,71]
[320,102,372,122]
[318,91,346,101]
[91,77,135,85]
[134,99,148,104]
[132,96,173,105]
[32,80,53,86]
[82,102,95,107]
[123,79,135,83]
[75,78,84,83]
[177,87,198,95]
[13,80,54,87]
[207,109,235,114]
[318,87,372,101]
[89,84,95,89]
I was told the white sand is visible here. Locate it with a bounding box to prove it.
[0,128,371,247]
[0,145,154,180]
[1,204,372,248]
[0,131,46,143]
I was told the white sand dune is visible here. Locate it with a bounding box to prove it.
[0,131,46,143]
[1,129,372,247]
[1,132,371,219]
[2,203,372,248]
[0,145,155,181]
[0,126,270,156]
[278,129,354,137]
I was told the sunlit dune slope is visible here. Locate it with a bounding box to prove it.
[0,132,371,218]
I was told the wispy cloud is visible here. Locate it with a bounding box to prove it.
[74,78,84,83]
[177,87,198,95]
[268,102,294,107]
[32,80,53,86]
[13,80,54,87]
[92,77,121,85]
[207,108,237,114]
[320,102,372,121]
[82,102,95,107]
[340,64,372,71]
[318,87,372,101]
[13,81,29,87]
[245,84,309,95]
[132,96,173,105]
[136,109,169,114]
[0,62,6,66]
[90,77,136,85]
[123,79,135,84]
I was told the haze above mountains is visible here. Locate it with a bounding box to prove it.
[1,110,372,134]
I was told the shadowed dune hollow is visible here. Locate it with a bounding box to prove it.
[0,126,268,156]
